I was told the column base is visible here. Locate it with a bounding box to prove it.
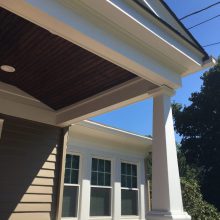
[146,211,191,220]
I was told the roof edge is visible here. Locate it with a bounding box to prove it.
[133,0,209,61]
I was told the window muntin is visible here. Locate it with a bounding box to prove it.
[91,158,111,186]
[121,162,138,216]
[90,158,112,216]
[121,162,137,188]
[62,154,80,218]
[64,154,80,184]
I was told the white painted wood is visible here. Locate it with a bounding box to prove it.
[139,160,146,220]
[65,121,149,220]
[0,119,4,139]
[113,157,121,220]
[147,87,191,220]
[78,154,92,220]
[56,78,156,126]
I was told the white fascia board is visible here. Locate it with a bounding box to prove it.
[1,0,182,88]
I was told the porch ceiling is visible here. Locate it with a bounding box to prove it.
[0,7,142,110]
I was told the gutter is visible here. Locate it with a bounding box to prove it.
[202,56,217,68]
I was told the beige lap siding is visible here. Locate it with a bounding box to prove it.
[0,114,64,220]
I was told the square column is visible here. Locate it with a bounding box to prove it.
[147,86,191,220]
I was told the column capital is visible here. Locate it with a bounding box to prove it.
[149,85,175,97]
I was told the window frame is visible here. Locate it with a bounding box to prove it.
[120,160,140,217]
[62,152,82,220]
[90,156,113,218]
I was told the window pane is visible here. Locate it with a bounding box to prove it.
[66,154,71,168]
[105,173,111,186]
[91,171,98,185]
[72,155,79,169]
[98,172,104,186]
[132,177,137,188]
[105,160,111,173]
[127,176,132,188]
[132,165,137,176]
[62,186,78,217]
[71,170,79,184]
[98,159,105,172]
[64,168,71,183]
[121,189,138,216]
[90,187,111,216]
[92,158,98,171]
[121,175,126,187]
[127,164,131,175]
[121,163,126,174]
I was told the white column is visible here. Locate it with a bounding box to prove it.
[147,86,191,220]
[139,160,146,220]
[113,157,121,220]
[79,154,92,220]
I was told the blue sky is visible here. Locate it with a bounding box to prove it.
[91,1,220,141]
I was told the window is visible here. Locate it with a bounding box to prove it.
[121,162,138,216]
[90,158,111,216]
[62,154,80,218]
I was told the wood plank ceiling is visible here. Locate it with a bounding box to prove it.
[0,7,142,110]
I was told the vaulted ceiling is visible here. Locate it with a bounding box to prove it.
[0,7,144,110]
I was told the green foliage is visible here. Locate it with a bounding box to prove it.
[173,58,220,209]
[181,178,220,220]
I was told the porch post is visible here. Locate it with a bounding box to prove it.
[147,86,191,220]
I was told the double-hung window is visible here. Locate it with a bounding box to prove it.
[62,154,80,218]
[121,162,138,216]
[90,158,112,216]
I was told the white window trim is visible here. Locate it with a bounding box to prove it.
[120,161,140,218]
[62,153,82,220]
[65,144,146,220]
[90,157,113,218]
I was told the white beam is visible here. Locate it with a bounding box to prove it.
[147,86,191,220]
[56,78,157,126]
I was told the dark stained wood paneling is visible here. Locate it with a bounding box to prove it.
[0,7,137,110]
[0,114,64,220]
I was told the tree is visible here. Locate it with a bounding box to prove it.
[146,150,220,219]
[172,58,220,210]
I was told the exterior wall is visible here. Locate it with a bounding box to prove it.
[64,123,149,220]
[0,114,64,220]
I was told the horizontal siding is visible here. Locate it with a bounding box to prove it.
[26,185,54,194]
[9,213,51,220]
[21,194,53,203]
[32,178,55,186]
[0,114,63,220]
